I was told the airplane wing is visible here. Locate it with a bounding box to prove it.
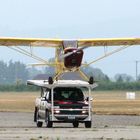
[0,37,140,48]
[0,37,63,47]
[78,38,140,47]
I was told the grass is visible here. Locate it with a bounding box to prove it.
[0,91,140,115]
[91,91,140,115]
[0,92,39,112]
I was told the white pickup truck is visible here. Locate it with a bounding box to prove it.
[27,80,97,128]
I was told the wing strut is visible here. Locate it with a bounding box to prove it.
[78,69,89,81]
[6,46,49,64]
[82,45,132,68]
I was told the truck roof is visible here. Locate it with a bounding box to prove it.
[27,80,98,89]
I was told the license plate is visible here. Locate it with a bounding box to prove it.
[68,116,75,120]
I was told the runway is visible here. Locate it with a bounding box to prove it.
[1,112,140,140]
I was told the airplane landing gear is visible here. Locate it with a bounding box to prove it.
[89,76,94,84]
[48,77,53,84]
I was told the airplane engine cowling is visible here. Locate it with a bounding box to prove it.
[64,48,83,68]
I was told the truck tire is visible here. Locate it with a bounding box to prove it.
[36,109,43,127]
[46,110,53,128]
[72,121,79,128]
[34,107,37,122]
[37,121,43,127]
[85,121,92,128]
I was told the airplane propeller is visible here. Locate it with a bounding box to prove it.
[60,46,89,60]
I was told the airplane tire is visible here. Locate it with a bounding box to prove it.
[73,121,79,128]
[85,121,92,128]
[46,111,53,128]
[89,77,94,84]
[48,77,53,84]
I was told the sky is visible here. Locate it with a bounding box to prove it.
[0,0,140,78]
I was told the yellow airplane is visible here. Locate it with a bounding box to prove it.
[0,37,140,82]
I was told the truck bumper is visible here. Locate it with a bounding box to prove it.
[50,114,91,122]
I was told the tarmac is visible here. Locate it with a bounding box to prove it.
[1,112,140,140]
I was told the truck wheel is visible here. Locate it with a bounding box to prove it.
[46,111,53,128]
[73,121,79,128]
[34,107,37,122]
[85,121,92,128]
[36,109,43,127]
[37,121,43,127]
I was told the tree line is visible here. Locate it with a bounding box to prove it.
[0,60,140,91]
[0,60,28,84]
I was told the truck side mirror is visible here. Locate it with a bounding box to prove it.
[86,97,93,101]
[90,98,93,101]
[86,97,89,101]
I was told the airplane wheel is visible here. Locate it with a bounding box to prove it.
[89,76,94,84]
[48,77,53,84]
[73,121,79,128]
[45,111,53,128]
[85,121,92,128]
[36,109,43,127]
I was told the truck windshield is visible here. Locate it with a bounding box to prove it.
[49,87,84,101]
